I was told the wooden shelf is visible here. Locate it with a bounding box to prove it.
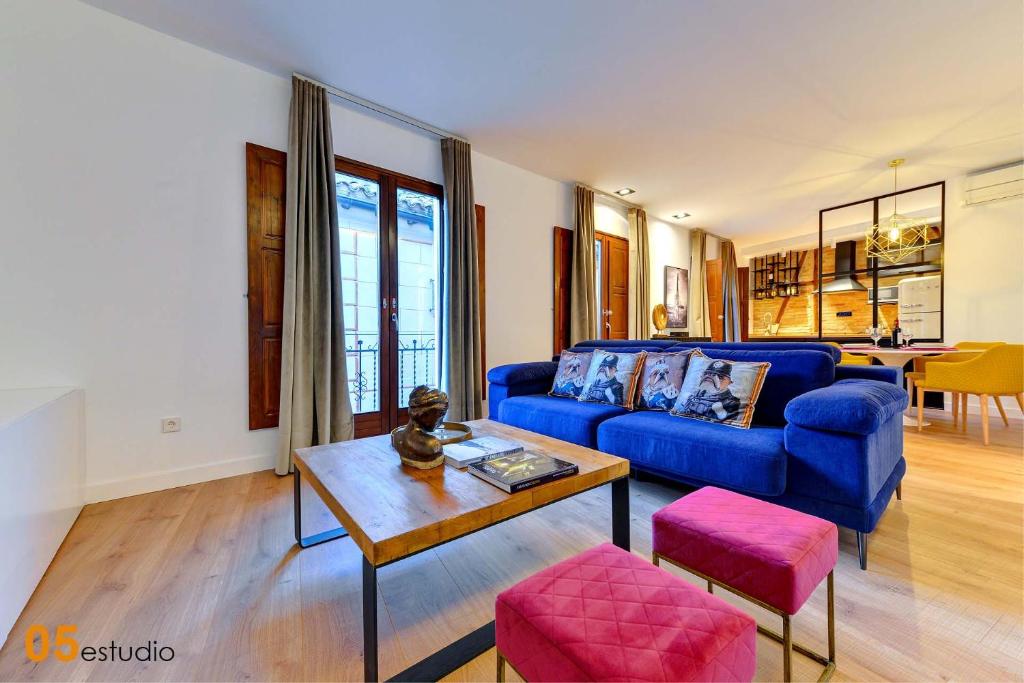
[751,250,805,300]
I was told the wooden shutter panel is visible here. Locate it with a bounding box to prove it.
[246,143,286,429]
[552,226,572,355]
[475,204,487,398]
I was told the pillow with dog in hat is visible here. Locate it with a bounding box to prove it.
[670,355,770,428]
[549,350,593,399]
[634,349,700,411]
[577,349,647,408]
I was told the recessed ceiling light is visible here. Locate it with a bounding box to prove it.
[614,187,636,196]
[672,213,691,220]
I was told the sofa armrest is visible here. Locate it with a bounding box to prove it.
[487,362,558,387]
[784,379,908,435]
[487,362,558,420]
[783,380,907,527]
[835,364,901,386]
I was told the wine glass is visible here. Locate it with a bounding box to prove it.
[903,327,915,348]
[867,327,882,347]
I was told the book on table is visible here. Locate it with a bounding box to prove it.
[443,436,524,469]
[468,451,579,493]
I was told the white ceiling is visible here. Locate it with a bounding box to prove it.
[83,0,1023,242]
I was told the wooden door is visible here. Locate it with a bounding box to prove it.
[706,258,724,341]
[595,232,629,339]
[605,234,629,339]
[552,226,572,355]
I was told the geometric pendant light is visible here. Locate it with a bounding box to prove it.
[865,158,930,264]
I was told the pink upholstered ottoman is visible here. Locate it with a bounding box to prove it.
[652,487,838,681]
[495,543,757,682]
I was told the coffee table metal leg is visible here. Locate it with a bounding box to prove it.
[364,557,378,682]
[293,468,349,548]
[611,476,630,551]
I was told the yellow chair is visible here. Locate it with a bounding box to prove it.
[915,344,1024,445]
[825,341,871,366]
[905,342,1004,427]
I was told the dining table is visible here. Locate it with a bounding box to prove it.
[839,345,980,426]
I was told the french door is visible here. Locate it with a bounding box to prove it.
[334,156,443,437]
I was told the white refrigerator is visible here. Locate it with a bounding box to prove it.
[897,275,941,340]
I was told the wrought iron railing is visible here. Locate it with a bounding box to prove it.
[346,337,437,413]
[398,338,437,407]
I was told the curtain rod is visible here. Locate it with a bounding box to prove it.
[293,72,467,143]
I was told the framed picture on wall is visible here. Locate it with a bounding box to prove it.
[665,266,688,329]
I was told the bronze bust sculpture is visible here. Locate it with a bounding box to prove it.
[391,385,450,469]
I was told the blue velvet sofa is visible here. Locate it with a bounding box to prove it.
[487,340,908,569]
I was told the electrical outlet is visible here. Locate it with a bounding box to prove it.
[161,417,181,433]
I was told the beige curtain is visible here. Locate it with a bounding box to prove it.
[440,137,483,421]
[721,240,742,341]
[277,77,354,475]
[688,229,710,336]
[629,208,650,339]
[570,185,598,344]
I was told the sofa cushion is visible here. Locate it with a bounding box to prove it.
[635,349,697,411]
[691,349,834,426]
[597,411,787,496]
[578,349,646,408]
[572,339,680,351]
[670,354,771,429]
[548,351,592,399]
[784,379,908,435]
[498,395,627,448]
[667,341,843,364]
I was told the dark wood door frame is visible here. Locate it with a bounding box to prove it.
[706,258,724,342]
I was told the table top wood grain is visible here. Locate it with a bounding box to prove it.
[294,419,630,566]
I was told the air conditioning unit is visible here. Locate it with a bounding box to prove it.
[964,160,1023,206]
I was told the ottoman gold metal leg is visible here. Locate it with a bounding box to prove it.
[496,650,505,682]
[827,571,836,662]
[655,554,836,682]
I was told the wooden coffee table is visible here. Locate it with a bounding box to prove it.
[293,418,631,682]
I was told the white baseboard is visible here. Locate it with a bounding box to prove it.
[85,453,276,504]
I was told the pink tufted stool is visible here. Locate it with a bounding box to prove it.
[652,487,838,682]
[495,543,757,682]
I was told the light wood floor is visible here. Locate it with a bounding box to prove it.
[1,411,1021,682]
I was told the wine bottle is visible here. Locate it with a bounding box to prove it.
[891,319,902,348]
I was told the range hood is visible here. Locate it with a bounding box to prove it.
[818,241,866,293]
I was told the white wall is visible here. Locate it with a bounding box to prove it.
[649,220,691,332]
[595,200,629,238]
[943,174,1024,346]
[473,153,573,367]
[0,0,572,501]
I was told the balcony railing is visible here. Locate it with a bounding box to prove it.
[346,337,437,413]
